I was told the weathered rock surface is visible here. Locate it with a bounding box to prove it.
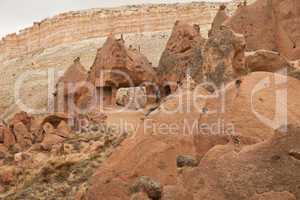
[246,50,293,73]
[131,192,151,200]
[0,2,224,63]
[209,5,229,37]
[55,57,88,113]
[131,176,162,200]
[116,87,147,109]
[41,133,65,150]
[225,0,300,60]
[176,155,198,168]
[202,26,246,87]
[162,185,193,200]
[181,124,300,200]
[158,21,206,88]
[89,35,157,88]
[1,126,16,148]
[249,191,296,200]
[195,71,300,158]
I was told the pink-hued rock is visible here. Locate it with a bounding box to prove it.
[225,0,300,60]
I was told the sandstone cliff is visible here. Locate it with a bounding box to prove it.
[0,2,222,63]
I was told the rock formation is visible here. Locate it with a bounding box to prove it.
[85,80,209,199]
[1,1,300,199]
[202,26,246,87]
[88,35,157,106]
[54,57,88,113]
[0,1,244,114]
[116,87,147,110]
[196,72,300,147]
[180,124,300,200]
[158,21,206,95]
[0,2,224,63]
[209,5,229,37]
[225,0,300,60]
[89,35,157,87]
[245,50,293,72]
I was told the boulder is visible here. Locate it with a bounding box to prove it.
[9,111,32,130]
[41,113,71,129]
[202,26,246,87]
[56,120,71,138]
[41,133,65,151]
[116,87,147,109]
[13,122,32,148]
[1,126,16,148]
[245,50,293,73]
[42,122,55,135]
[0,166,15,185]
[0,144,7,159]
[14,152,31,162]
[132,176,162,200]
[176,155,198,168]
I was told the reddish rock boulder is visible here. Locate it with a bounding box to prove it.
[41,133,65,150]
[0,167,15,185]
[41,113,71,129]
[56,120,71,138]
[13,122,32,149]
[245,50,293,73]
[9,111,32,130]
[1,126,16,148]
[42,122,55,135]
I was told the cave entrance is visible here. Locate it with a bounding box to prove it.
[103,86,113,105]
[96,86,113,106]
[163,85,171,96]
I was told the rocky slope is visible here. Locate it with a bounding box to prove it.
[1,0,300,200]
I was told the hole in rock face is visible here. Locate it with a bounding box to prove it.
[289,150,300,160]
[235,79,242,88]
[97,86,113,105]
[163,85,171,96]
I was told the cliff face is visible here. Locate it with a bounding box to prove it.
[225,0,300,60]
[0,2,222,63]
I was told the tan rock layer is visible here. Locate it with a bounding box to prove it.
[0,2,226,62]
